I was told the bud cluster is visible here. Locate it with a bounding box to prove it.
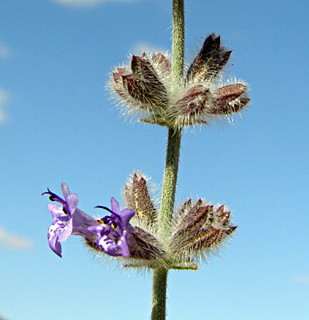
[121,172,237,270]
[110,34,249,129]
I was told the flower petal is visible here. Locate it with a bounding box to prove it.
[110,197,120,214]
[47,219,73,257]
[47,203,68,220]
[117,230,130,257]
[61,182,70,198]
[118,209,135,229]
[56,219,73,242]
[48,230,62,258]
[65,193,78,215]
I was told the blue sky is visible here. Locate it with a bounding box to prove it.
[1,0,308,319]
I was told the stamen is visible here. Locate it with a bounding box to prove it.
[95,206,121,220]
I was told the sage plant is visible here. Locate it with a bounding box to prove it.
[43,1,249,319]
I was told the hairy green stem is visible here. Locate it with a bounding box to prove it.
[151,1,185,320]
[151,268,168,320]
[171,0,185,88]
[159,128,182,236]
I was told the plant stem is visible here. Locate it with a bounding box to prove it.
[151,268,168,320]
[151,1,185,320]
[171,0,185,88]
[159,128,182,236]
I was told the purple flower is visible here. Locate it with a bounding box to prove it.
[88,198,135,258]
[43,183,97,257]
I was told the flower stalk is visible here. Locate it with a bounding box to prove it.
[151,1,185,319]
[43,0,248,318]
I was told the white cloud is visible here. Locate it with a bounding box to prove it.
[0,226,34,250]
[0,44,11,60]
[0,89,9,123]
[52,0,136,8]
[132,42,167,54]
[292,274,309,285]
